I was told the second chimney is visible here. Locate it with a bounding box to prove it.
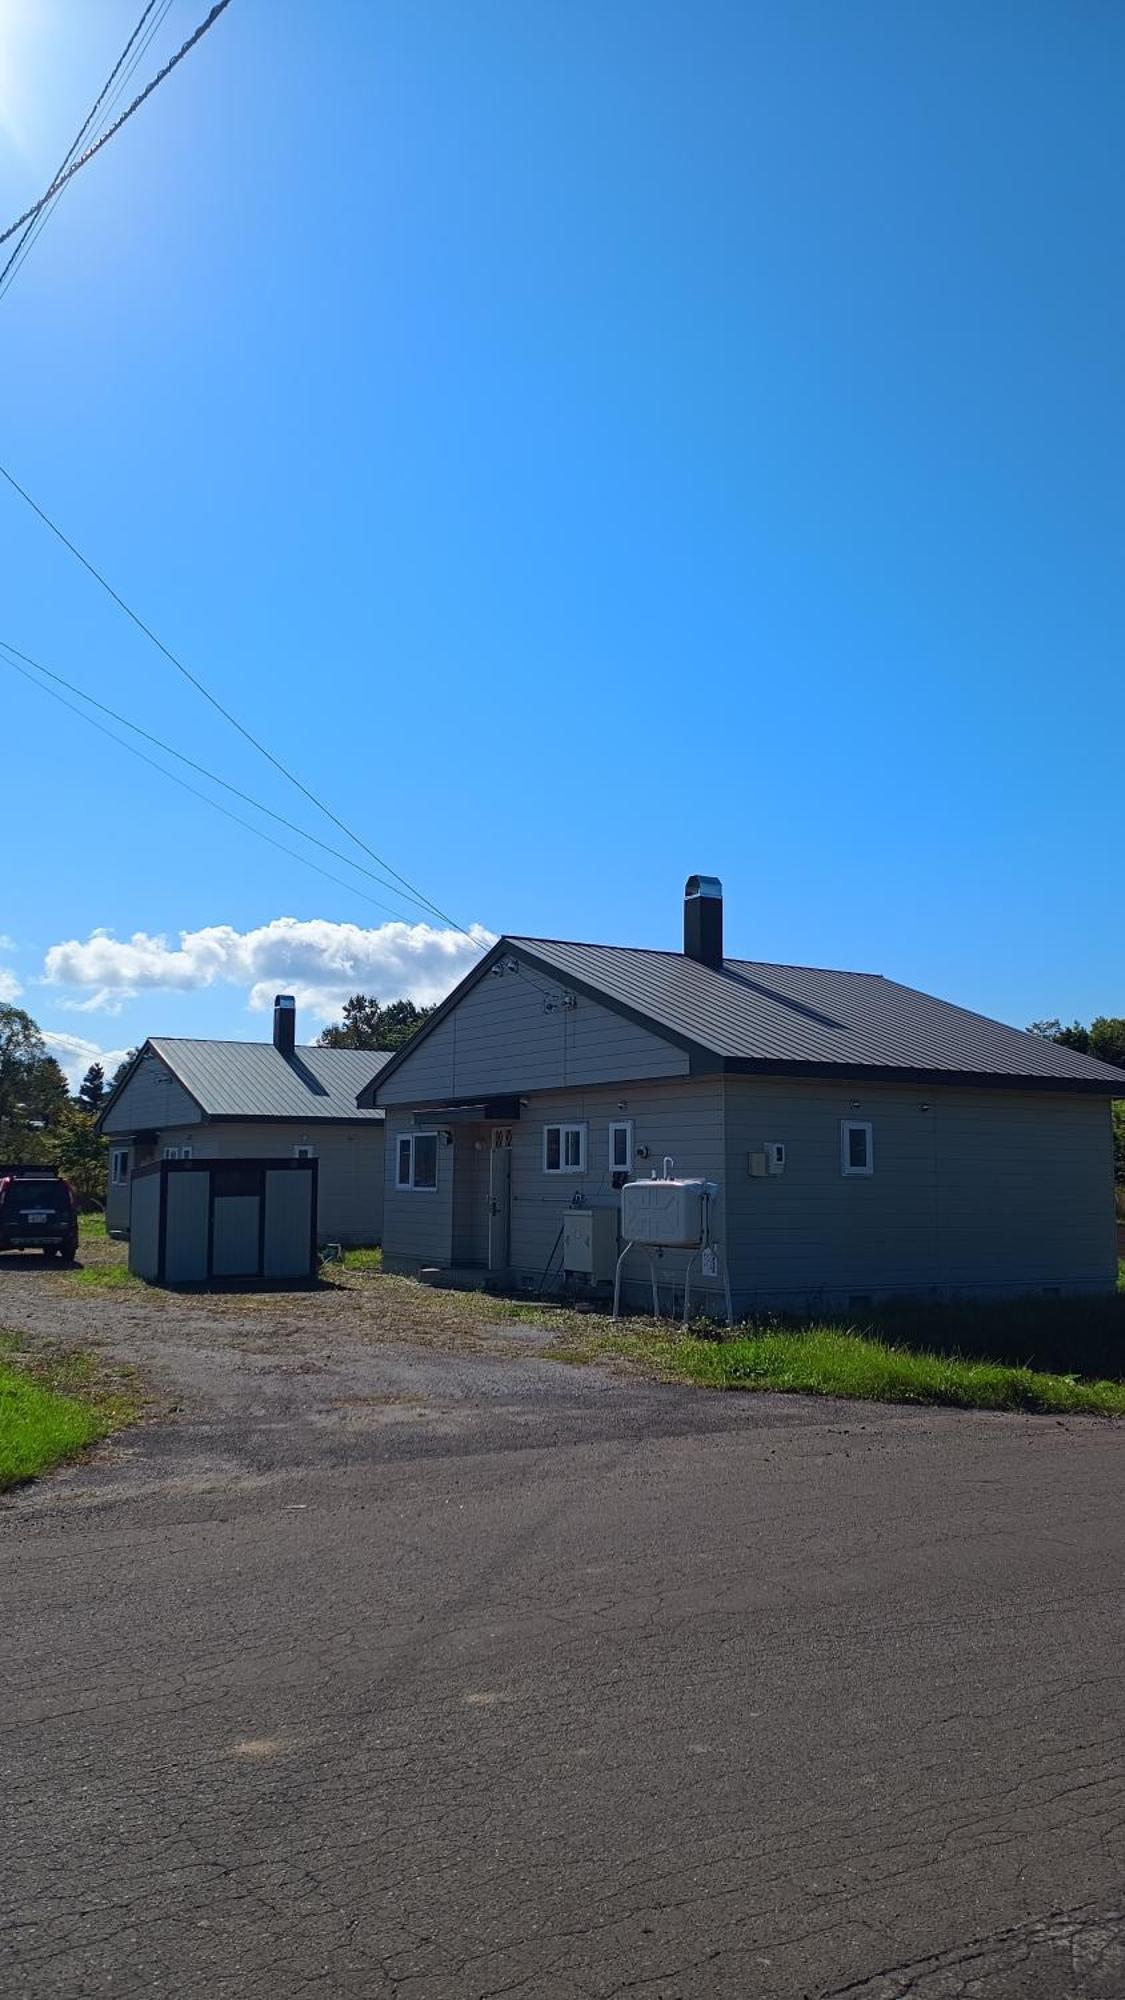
[273,993,297,1058]
[684,874,724,969]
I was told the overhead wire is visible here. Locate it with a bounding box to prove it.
[0,0,166,301]
[0,1,234,251]
[0,459,482,948]
[0,638,465,928]
[4,650,427,924]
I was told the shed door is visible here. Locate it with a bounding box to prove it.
[488,1129,512,1271]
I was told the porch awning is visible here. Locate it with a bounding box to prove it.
[412,1097,521,1126]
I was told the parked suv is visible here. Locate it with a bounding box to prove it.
[0,1167,79,1262]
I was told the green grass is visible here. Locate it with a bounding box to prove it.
[661,1327,1125,1415]
[342,1246,383,1273]
[0,1340,139,1491]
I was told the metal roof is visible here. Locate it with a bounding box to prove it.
[148,1040,390,1121]
[495,939,1125,1092]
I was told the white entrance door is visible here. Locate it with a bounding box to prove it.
[488,1129,512,1271]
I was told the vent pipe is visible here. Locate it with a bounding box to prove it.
[273,994,296,1058]
[683,875,723,970]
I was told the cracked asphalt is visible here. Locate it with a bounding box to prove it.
[2,1259,1123,1998]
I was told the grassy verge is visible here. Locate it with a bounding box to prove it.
[0,1338,140,1491]
[342,1246,383,1274]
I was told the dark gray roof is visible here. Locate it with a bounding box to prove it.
[499,939,1125,1092]
[146,1040,389,1121]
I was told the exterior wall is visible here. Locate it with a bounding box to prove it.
[117,1120,383,1247]
[102,1051,201,1136]
[383,1078,729,1313]
[723,1076,1117,1307]
[376,965,689,1105]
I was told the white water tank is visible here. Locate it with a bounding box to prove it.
[620,1177,707,1248]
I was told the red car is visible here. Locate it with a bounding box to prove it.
[0,1166,79,1262]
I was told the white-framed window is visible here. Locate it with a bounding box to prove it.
[841,1120,874,1176]
[180,1145,192,1161]
[608,1120,633,1174]
[163,1146,179,1161]
[396,1131,439,1191]
[294,1144,313,1159]
[110,1148,130,1186]
[543,1122,587,1174]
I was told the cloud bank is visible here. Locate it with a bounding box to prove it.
[41,1031,133,1092]
[42,917,494,1022]
[0,967,21,1002]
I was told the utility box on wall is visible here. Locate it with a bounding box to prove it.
[128,1157,318,1286]
[562,1205,619,1281]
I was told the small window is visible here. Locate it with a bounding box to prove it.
[543,1122,586,1174]
[163,1146,179,1161]
[111,1149,130,1186]
[841,1120,873,1176]
[397,1132,439,1190]
[609,1120,633,1174]
[180,1145,192,1161]
[294,1144,313,1160]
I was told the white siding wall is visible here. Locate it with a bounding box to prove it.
[723,1077,1117,1306]
[149,1121,384,1246]
[102,1051,200,1135]
[376,966,689,1105]
[383,1079,729,1313]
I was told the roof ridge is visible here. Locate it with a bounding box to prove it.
[513,937,884,979]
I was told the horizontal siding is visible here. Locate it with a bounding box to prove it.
[102,1051,200,1136]
[723,1077,1117,1306]
[382,1114,454,1265]
[376,961,689,1105]
[508,1080,726,1309]
[153,1122,383,1246]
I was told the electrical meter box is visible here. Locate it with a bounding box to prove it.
[620,1178,706,1248]
[562,1206,619,1281]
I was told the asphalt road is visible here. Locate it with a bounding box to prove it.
[2,1302,1123,1998]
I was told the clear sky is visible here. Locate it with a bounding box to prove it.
[1,0,1121,1082]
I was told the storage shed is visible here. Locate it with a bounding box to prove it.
[128,1156,318,1286]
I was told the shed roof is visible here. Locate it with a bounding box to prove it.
[133,1040,389,1122]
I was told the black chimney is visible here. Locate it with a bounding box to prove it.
[273,993,296,1058]
[683,875,723,969]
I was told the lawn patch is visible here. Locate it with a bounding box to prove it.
[0,1340,140,1491]
[342,1246,383,1274]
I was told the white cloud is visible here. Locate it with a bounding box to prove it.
[42,917,494,1023]
[41,1031,132,1092]
[0,966,22,1002]
[0,934,15,951]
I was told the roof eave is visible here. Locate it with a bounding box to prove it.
[719,1056,1122,1095]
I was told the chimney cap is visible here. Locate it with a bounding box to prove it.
[685,874,722,901]
[273,994,296,1010]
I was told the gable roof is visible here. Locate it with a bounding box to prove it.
[367,936,1125,1098]
[102,1040,390,1127]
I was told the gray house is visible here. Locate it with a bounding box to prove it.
[99,996,389,1247]
[361,877,1124,1313]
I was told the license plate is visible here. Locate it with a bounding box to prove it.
[26,1211,49,1224]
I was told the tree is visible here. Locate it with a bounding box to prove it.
[110,1049,138,1090]
[78,1062,106,1117]
[52,1105,107,1211]
[0,1004,67,1159]
[317,995,435,1053]
[1089,1018,1125,1071]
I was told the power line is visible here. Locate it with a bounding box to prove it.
[4,649,430,925]
[0,637,450,927]
[0,1,234,252]
[0,1,164,301]
[0,459,480,947]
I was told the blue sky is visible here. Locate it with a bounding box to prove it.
[1,0,1121,1082]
